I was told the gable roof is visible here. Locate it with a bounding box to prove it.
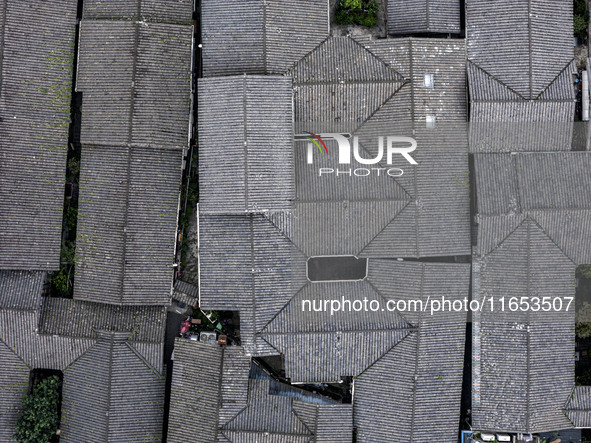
[0,0,77,270]
[198,75,295,214]
[261,280,412,383]
[168,340,251,442]
[198,214,308,356]
[387,0,461,35]
[201,0,329,76]
[353,260,469,442]
[198,13,470,441]
[466,0,576,152]
[76,18,193,149]
[73,145,182,305]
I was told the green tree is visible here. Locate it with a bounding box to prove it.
[576,301,591,338]
[574,0,589,40]
[335,0,379,28]
[578,264,591,279]
[14,376,61,443]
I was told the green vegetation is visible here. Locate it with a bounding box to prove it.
[579,264,591,279]
[14,376,61,443]
[577,301,591,338]
[576,266,591,339]
[577,366,591,385]
[335,0,379,28]
[574,0,589,40]
[179,148,198,267]
[49,147,80,298]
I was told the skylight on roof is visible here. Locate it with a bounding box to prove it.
[426,115,436,129]
[424,73,434,88]
[307,256,367,282]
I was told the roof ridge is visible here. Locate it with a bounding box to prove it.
[284,35,331,76]
[262,212,309,262]
[290,401,315,436]
[357,200,413,256]
[527,215,578,266]
[125,341,163,376]
[482,216,529,259]
[350,35,408,83]
[364,276,413,328]
[346,35,410,83]
[354,328,416,378]
[534,58,577,100]
[467,60,528,101]
[258,281,310,333]
[0,336,31,369]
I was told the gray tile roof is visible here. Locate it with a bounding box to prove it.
[474,152,591,264]
[198,12,469,440]
[354,260,469,442]
[0,270,167,440]
[289,36,406,134]
[173,279,199,306]
[198,214,309,356]
[72,4,193,306]
[472,153,585,433]
[387,0,461,35]
[60,330,165,443]
[0,308,96,370]
[466,0,574,100]
[38,298,166,343]
[76,19,193,149]
[355,322,467,442]
[169,340,353,443]
[0,341,29,442]
[467,61,576,152]
[0,270,45,310]
[261,280,412,382]
[73,145,182,305]
[201,0,329,76]
[198,75,295,214]
[0,0,77,270]
[168,340,251,442]
[565,386,591,428]
[466,0,576,152]
[83,0,193,24]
